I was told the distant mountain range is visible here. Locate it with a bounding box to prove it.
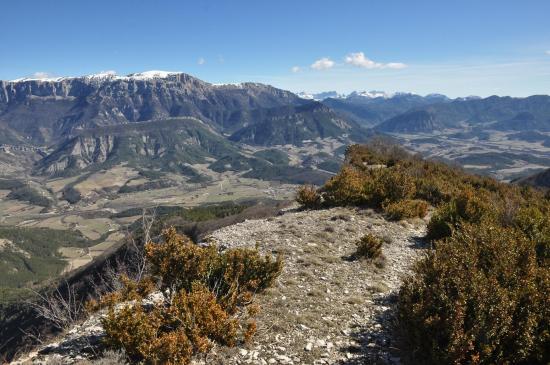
[301,90,550,132]
[0,72,370,176]
[373,95,550,133]
[2,72,550,178]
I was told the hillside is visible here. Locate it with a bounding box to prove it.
[11,205,428,365]
[229,103,367,146]
[323,92,449,126]
[514,168,550,190]
[371,95,550,133]
[34,117,240,175]
[8,143,549,365]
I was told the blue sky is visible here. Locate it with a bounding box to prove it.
[1,0,549,97]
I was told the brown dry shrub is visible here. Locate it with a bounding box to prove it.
[296,184,321,209]
[145,228,282,311]
[356,233,383,260]
[98,228,282,364]
[383,199,429,221]
[86,275,156,313]
[322,165,367,206]
[102,283,237,365]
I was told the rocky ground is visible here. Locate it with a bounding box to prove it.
[12,206,428,365]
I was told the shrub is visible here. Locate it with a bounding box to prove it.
[100,228,283,364]
[319,144,550,364]
[398,224,549,364]
[513,206,550,265]
[103,283,237,365]
[144,228,283,310]
[414,177,453,205]
[355,234,383,260]
[371,167,416,205]
[322,165,367,206]
[296,184,321,209]
[383,199,428,221]
[426,188,493,241]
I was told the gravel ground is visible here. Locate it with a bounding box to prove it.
[203,206,428,365]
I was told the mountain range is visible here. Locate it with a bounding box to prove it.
[301,90,550,133]
[2,72,550,180]
[0,72,369,177]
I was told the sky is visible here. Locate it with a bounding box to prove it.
[1,0,549,97]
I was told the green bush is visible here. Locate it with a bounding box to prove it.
[398,223,549,364]
[426,189,493,241]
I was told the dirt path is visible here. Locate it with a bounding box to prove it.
[205,206,428,365]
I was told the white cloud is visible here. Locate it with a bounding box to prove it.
[311,57,335,70]
[198,57,205,65]
[546,50,550,55]
[345,52,406,69]
[291,66,301,73]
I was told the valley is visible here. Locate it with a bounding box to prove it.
[2,72,550,302]
[392,129,550,180]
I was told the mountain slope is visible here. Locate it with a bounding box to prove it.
[229,102,367,146]
[11,206,428,365]
[374,95,550,133]
[322,92,450,126]
[375,110,442,133]
[34,117,241,175]
[514,168,550,190]
[0,72,369,175]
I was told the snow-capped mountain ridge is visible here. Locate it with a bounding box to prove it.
[9,70,184,83]
[297,90,426,101]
